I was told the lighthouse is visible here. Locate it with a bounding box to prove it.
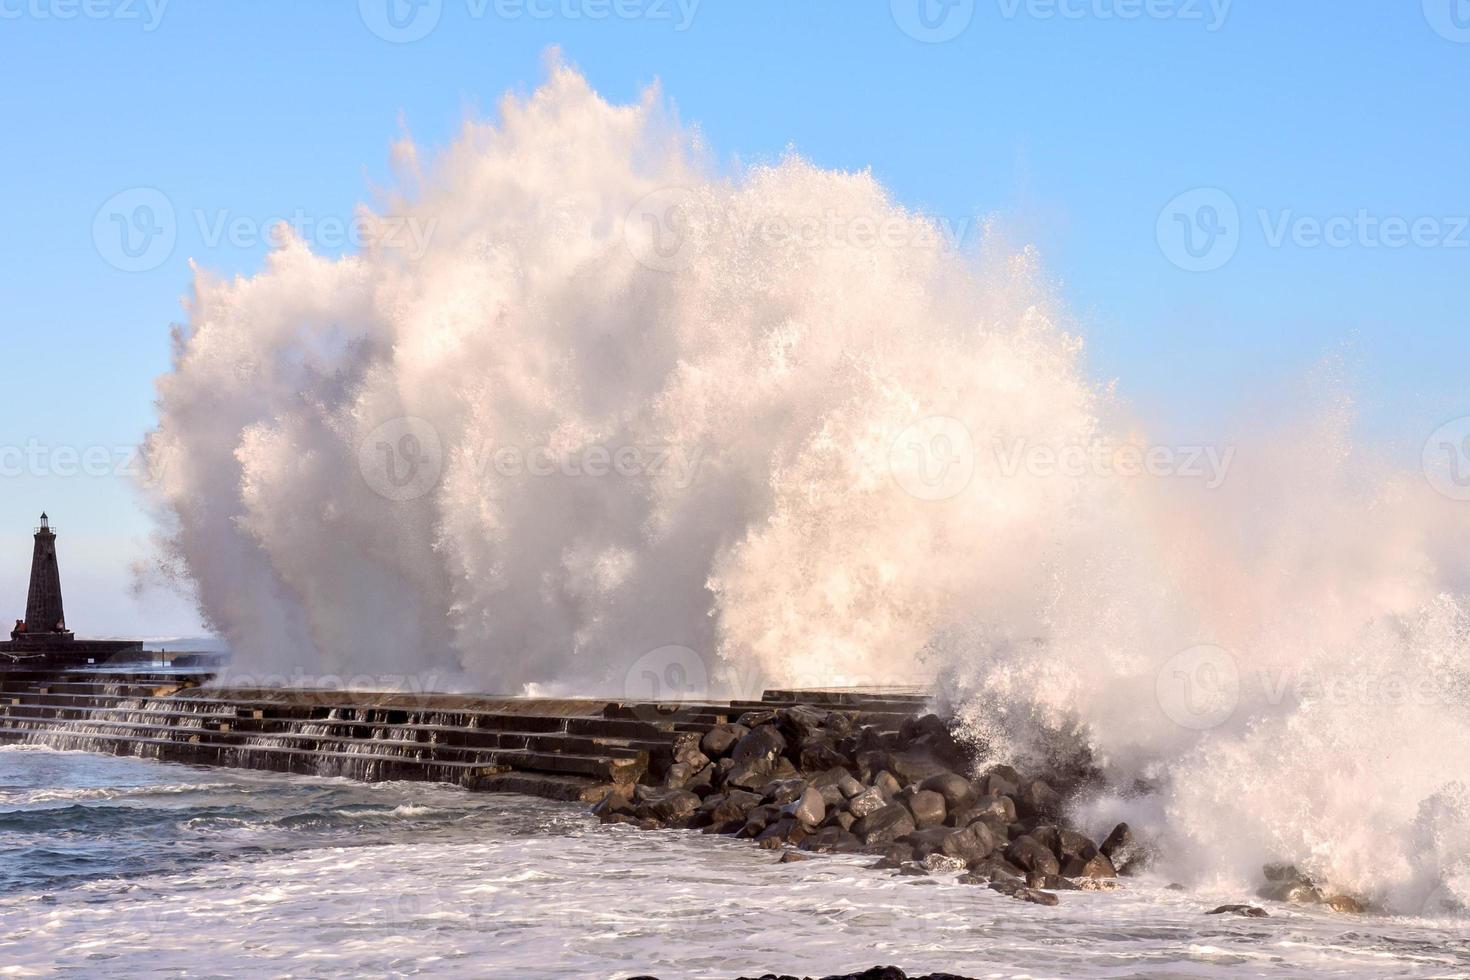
[16,513,73,641]
[2,513,143,665]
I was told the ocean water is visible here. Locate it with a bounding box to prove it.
[1,746,1466,979]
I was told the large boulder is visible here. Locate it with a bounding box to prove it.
[671,731,711,770]
[903,789,948,830]
[848,786,889,820]
[988,877,1060,906]
[920,771,976,812]
[799,826,864,854]
[633,786,702,823]
[1005,835,1062,876]
[970,794,1017,824]
[978,765,1022,799]
[775,704,830,741]
[1100,822,1150,875]
[731,725,787,767]
[852,803,917,845]
[699,723,749,760]
[785,786,827,828]
[1061,852,1116,879]
[1014,779,1062,822]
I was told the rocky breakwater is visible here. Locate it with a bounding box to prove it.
[591,704,1140,906]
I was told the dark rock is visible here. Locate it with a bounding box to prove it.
[704,789,762,826]
[1208,904,1269,917]
[591,789,634,821]
[633,786,701,822]
[848,786,889,819]
[988,877,1060,906]
[734,709,779,728]
[1057,829,1098,863]
[1027,873,1081,891]
[1327,895,1365,914]
[967,855,1029,881]
[798,735,851,772]
[778,851,810,863]
[817,783,845,807]
[874,771,903,798]
[1014,779,1062,822]
[852,804,917,845]
[731,725,787,767]
[919,771,976,812]
[1005,835,1061,876]
[662,761,701,789]
[736,803,783,838]
[671,731,711,769]
[1028,825,1061,855]
[881,749,953,786]
[1100,822,1149,874]
[786,786,826,827]
[1258,879,1324,905]
[904,789,947,830]
[895,863,929,877]
[969,794,1017,824]
[760,778,809,806]
[776,704,831,741]
[807,767,857,790]
[1061,852,1116,879]
[799,826,864,853]
[755,817,809,847]
[700,722,749,759]
[979,764,1022,798]
[864,842,916,865]
[905,825,996,866]
[837,774,866,799]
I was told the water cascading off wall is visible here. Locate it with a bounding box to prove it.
[138,54,1470,912]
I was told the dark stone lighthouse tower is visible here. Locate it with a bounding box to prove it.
[2,513,143,665]
[20,513,73,641]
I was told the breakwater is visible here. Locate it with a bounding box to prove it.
[0,669,924,803]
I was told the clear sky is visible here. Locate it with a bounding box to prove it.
[0,0,1466,637]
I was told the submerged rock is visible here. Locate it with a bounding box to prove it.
[1208,904,1269,917]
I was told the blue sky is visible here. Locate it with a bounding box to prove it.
[1,0,1466,636]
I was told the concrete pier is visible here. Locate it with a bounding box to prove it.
[0,669,926,802]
